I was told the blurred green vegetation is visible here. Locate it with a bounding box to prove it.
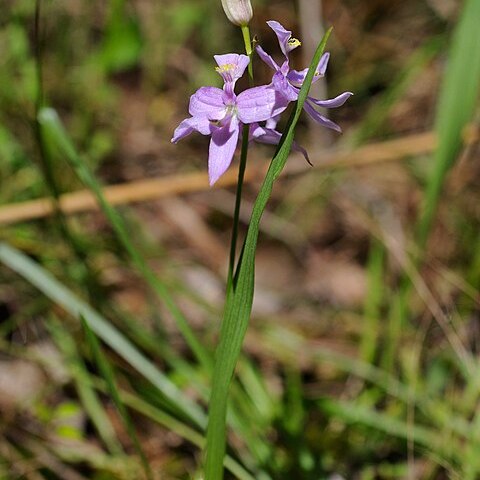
[0,0,479,479]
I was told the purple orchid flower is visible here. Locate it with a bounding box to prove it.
[171,53,288,185]
[256,20,353,133]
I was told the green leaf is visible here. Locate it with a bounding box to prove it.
[385,0,480,380]
[0,241,206,429]
[320,399,457,461]
[48,319,123,456]
[203,27,333,480]
[81,316,153,480]
[113,387,257,480]
[417,0,480,246]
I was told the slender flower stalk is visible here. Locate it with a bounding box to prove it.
[229,24,255,280]
[241,25,254,80]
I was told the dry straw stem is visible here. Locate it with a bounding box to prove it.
[0,127,477,227]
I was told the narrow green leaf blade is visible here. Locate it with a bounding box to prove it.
[81,317,153,480]
[48,319,123,456]
[417,0,480,246]
[0,241,206,428]
[320,399,454,459]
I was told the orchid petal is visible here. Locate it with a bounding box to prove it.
[255,45,279,71]
[303,100,342,132]
[236,85,289,124]
[266,20,301,57]
[214,53,250,85]
[286,53,330,86]
[279,60,291,76]
[208,116,240,185]
[309,91,353,108]
[273,71,298,101]
[286,68,308,86]
[266,115,281,129]
[171,118,195,143]
[249,124,277,144]
[171,116,212,143]
[189,87,226,120]
[250,124,310,163]
[292,141,311,164]
[317,52,330,76]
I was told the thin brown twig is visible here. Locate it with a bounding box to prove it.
[0,132,433,225]
[0,128,477,227]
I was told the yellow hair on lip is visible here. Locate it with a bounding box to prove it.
[215,64,236,73]
[287,37,302,48]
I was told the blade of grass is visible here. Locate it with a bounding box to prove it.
[417,0,480,246]
[350,36,443,145]
[118,304,274,472]
[360,240,385,364]
[283,368,305,436]
[463,406,480,480]
[0,241,206,428]
[81,316,153,480]
[261,324,473,441]
[4,245,264,476]
[320,399,460,465]
[0,438,48,480]
[236,359,276,423]
[204,28,333,480]
[108,385,257,480]
[37,107,211,373]
[7,434,90,480]
[33,0,100,306]
[382,285,405,373]
[47,319,123,457]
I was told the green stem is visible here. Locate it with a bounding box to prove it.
[228,25,254,284]
[241,25,254,81]
[228,127,250,281]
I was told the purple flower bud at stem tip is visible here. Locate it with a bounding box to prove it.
[221,0,253,26]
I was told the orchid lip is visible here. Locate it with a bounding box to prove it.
[215,64,236,73]
[225,104,237,114]
[287,37,301,48]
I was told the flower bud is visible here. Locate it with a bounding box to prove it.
[221,0,253,26]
